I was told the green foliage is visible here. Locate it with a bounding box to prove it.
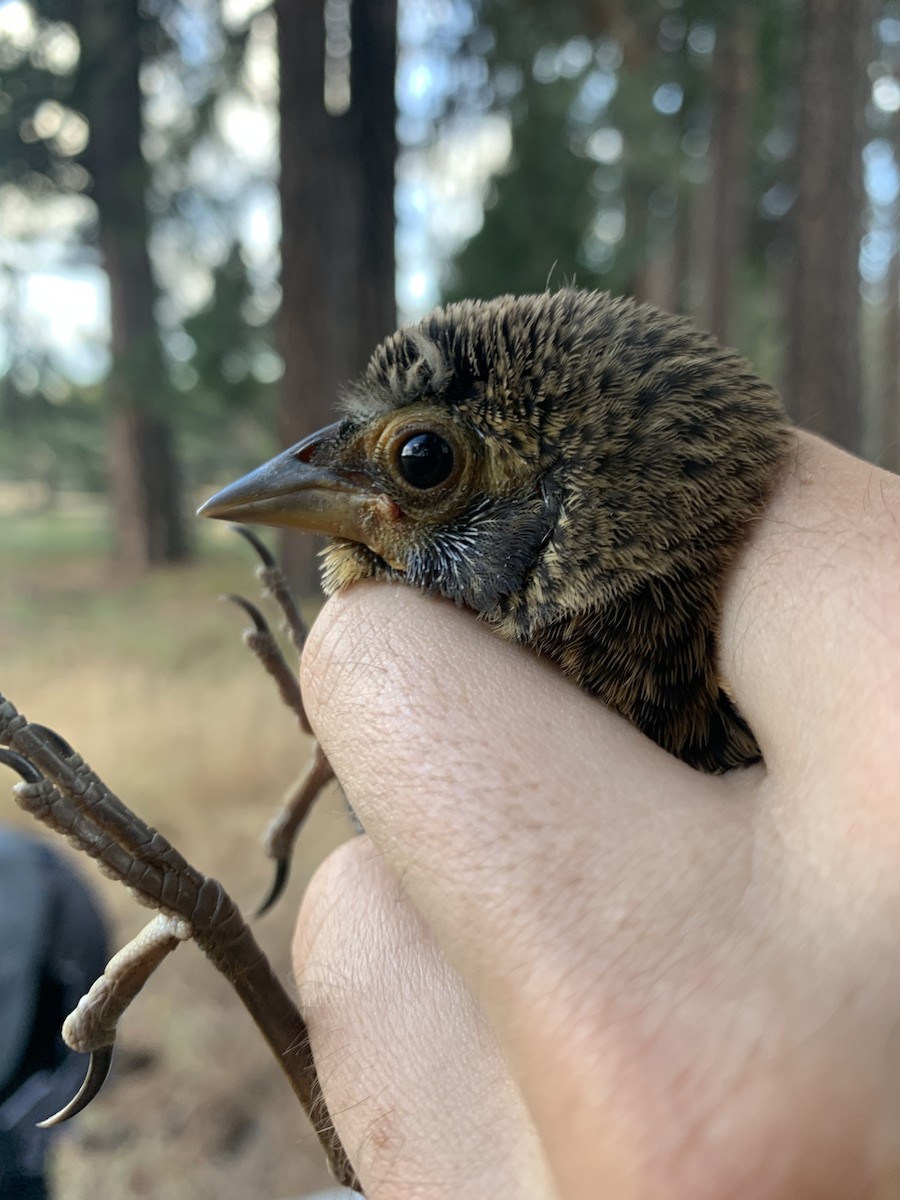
[0,1,278,499]
[445,48,600,296]
[0,372,106,493]
[175,243,280,485]
[442,0,792,376]
[0,5,84,194]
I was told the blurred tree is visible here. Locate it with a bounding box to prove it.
[784,0,876,453]
[440,0,751,311]
[703,3,755,344]
[139,0,281,480]
[73,0,188,566]
[178,243,279,482]
[886,243,900,471]
[0,5,103,496]
[0,0,278,559]
[438,0,800,385]
[275,0,397,588]
[0,261,105,499]
[0,372,106,503]
[884,117,900,473]
[874,10,900,474]
[442,1,627,303]
[0,0,189,565]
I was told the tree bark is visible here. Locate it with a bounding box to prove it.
[275,0,397,590]
[274,0,339,589]
[784,0,875,452]
[705,5,756,347]
[349,0,398,355]
[883,168,900,473]
[74,0,188,568]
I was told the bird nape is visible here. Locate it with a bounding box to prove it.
[200,287,793,775]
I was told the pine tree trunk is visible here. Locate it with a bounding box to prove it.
[705,5,756,347]
[275,0,397,591]
[75,0,188,569]
[883,215,900,473]
[349,0,398,355]
[784,0,875,452]
[274,0,339,589]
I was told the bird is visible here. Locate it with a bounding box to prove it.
[200,288,793,775]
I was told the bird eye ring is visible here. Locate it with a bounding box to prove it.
[395,431,455,489]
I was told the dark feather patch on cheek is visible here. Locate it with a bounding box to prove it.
[404,493,559,614]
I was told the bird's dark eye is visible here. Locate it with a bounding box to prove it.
[396,432,455,489]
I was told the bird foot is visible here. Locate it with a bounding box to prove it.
[0,695,357,1189]
[257,743,335,915]
[224,528,337,914]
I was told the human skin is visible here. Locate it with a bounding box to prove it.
[293,431,900,1200]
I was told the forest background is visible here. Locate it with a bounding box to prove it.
[1,2,899,1198]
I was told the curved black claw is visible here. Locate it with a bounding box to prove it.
[29,724,76,759]
[0,748,43,784]
[36,1046,114,1128]
[256,858,290,918]
[232,520,308,658]
[221,593,271,635]
[231,524,276,568]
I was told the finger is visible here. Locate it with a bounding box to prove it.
[720,431,900,778]
[294,837,553,1200]
[301,584,761,1191]
[301,585,744,974]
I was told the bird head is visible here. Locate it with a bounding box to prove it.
[200,289,790,642]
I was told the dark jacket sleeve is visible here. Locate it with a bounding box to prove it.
[0,829,109,1181]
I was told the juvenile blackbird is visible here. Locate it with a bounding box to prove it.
[201,288,793,774]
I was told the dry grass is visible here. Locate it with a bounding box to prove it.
[1,499,354,1199]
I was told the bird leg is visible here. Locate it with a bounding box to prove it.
[257,744,335,914]
[222,592,309,735]
[0,694,358,1191]
[45,914,190,1127]
[232,525,310,666]
[224,528,338,914]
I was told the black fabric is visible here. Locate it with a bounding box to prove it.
[0,1160,48,1200]
[0,829,108,1188]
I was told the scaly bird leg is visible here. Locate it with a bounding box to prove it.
[226,528,338,914]
[0,695,357,1191]
[256,744,334,916]
[232,525,310,670]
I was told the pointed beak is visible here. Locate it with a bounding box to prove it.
[197,422,377,542]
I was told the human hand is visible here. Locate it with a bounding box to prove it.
[293,431,900,1200]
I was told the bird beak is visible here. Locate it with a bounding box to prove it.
[197,422,377,544]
